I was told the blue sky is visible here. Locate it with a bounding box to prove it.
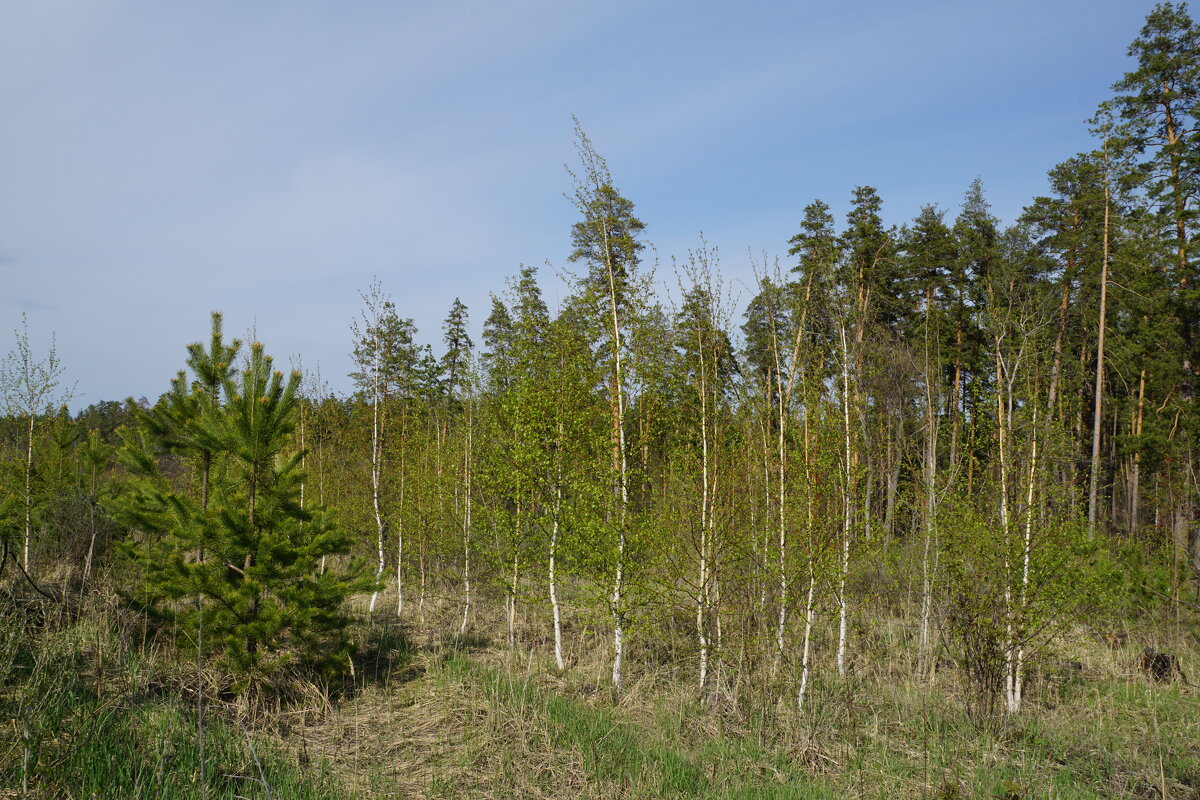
[0,0,1159,407]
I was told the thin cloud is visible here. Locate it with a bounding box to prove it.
[0,0,1163,406]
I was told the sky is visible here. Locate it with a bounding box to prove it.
[0,0,1162,408]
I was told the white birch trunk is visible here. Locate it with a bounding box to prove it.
[1012,403,1039,714]
[23,414,33,573]
[549,478,565,671]
[696,327,712,694]
[774,388,788,673]
[599,212,630,691]
[396,468,406,619]
[996,340,1017,714]
[796,558,816,712]
[837,323,852,677]
[767,274,810,680]
[758,427,770,619]
[419,549,426,624]
[368,359,385,614]
[460,407,474,635]
[918,302,939,678]
[918,424,937,677]
[509,551,520,651]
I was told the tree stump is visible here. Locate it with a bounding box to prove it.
[1139,648,1185,683]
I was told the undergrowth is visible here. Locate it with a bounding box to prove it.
[0,592,348,799]
[3,584,1198,799]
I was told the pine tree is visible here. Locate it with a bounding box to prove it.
[441,298,473,401]
[112,317,370,692]
[1108,2,1198,297]
[788,199,841,354]
[481,295,515,394]
[950,179,998,466]
[841,186,900,337]
[1105,2,1200,585]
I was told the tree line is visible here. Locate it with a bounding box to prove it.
[2,2,1197,718]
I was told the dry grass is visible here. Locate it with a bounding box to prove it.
[6,573,1197,799]
[279,596,1200,799]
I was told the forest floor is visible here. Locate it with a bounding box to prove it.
[290,609,1200,800]
[2,587,1198,799]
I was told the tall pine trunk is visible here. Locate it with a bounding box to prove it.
[1087,161,1111,534]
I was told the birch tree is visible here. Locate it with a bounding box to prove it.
[674,244,737,693]
[350,280,419,614]
[2,314,69,579]
[566,120,647,689]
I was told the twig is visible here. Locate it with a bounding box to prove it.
[6,548,54,601]
[237,720,275,800]
[1141,583,1200,614]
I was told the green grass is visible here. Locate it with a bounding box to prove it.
[439,637,1198,799]
[0,603,348,800]
[5,590,1198,799]
[439,652,835,799]
[18,696,343,800]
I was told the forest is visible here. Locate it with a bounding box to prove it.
[1,4,1198,798]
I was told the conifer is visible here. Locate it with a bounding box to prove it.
[112,314,371,691]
